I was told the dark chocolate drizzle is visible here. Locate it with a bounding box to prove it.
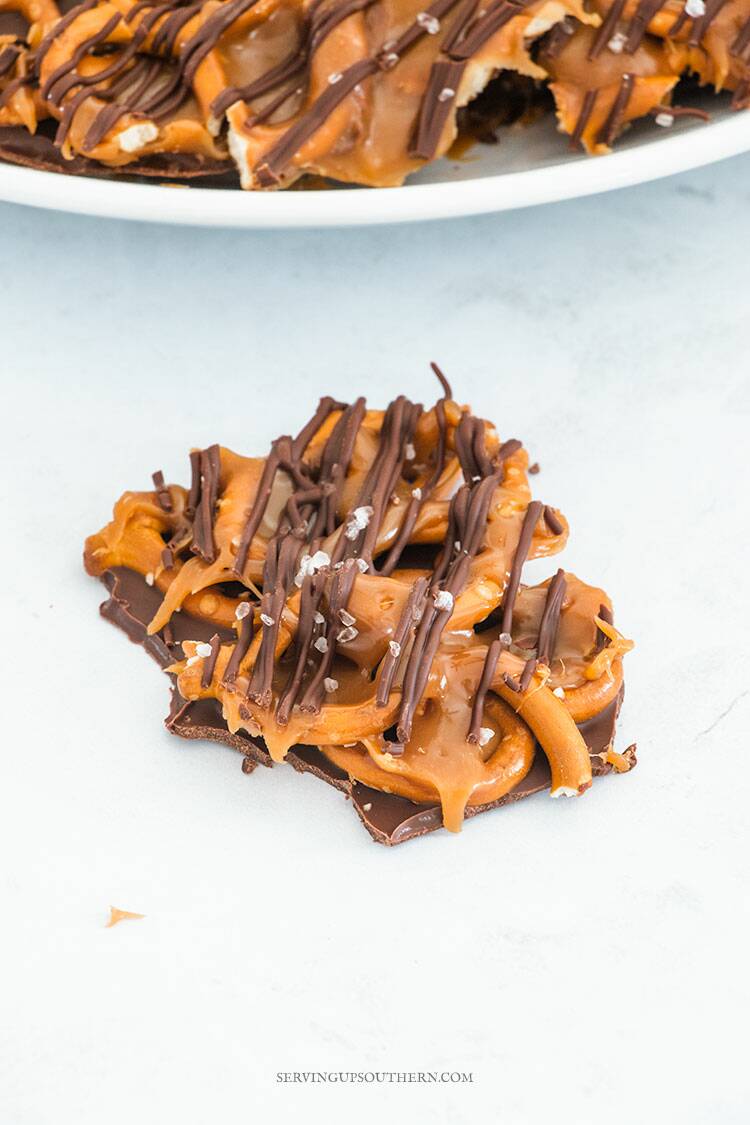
[595,71,633,146]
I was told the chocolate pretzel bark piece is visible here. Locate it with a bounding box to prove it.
[96,565,630,845]
[0,120,236,178]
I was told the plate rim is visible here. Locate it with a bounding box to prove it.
[1,109,749,227]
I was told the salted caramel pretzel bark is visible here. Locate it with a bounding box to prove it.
[85,368,634,838]
[536,0,750,151]
[5,0,750,178]
[26,0,596,180]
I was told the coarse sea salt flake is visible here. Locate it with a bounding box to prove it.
[235,602,251,620]
[608,32,626,52]
[389,640,401,658]
[417,11,440,33]
[314,611,326,625]
[478,727,494,747]
[310,549,330,569]
[323,677,338,693]
[499,632,512,645]
[655,112,674,127]
[337,625,358,644]
[437,87,455,102]
[685,0,705,15]
[434,590,454,611]
[196,642,213,658]
[314,636,329,653]
[345,506,373,539]
[412,487,423,500]
[405,443,416,460]
[260,613,275,627]
[186,655,201,667]
[145,572,154,586]
[339,609,356,627]
[356,558,369,572]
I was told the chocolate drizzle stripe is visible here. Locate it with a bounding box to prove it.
[379,399,447,575]
[519,656,537,692]
[42,12,123,105]
[275,571,326,724]
[429,361,453,400]
[691,0,730,45]
[212,50,304,118]
[232,447,281,576]
[396,468,501,742]
[376,576,429,706]
[410,57,466,160]
[192,443,221,563]
[500,500,542,635]
[0,73,34,109]
[624,0,667,52]
[496,438,522,463]
[447,0,527,60]
[536,568,566,667]
[467,636,502,742]
[732,78,750,108]
[299,559,358,713]
[570,88,597,148]
[595,72,633,147]
[732,14,750,57]
[0,46,20,79]
[152,469,173,512]
[441,0,480,54]
[34,0,98,71]
[651,102,709,121]
[180,0,261,86]
[152,2,202,55]
[211,0,379,118]
[200,632,221,688]
[254,55,377,185]
[588,0,626,59]
[543,505,563,535]
[595,601,613,652]
[222,608,255,686]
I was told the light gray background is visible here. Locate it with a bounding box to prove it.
[2,156,749,1125]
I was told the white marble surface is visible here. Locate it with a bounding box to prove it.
[1,160,749,1125]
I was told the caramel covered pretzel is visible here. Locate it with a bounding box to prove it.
[0,0,60,129]
[85,370,634,833]
[35,0,227,163]
[538,0,750,151]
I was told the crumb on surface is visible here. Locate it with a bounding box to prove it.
[106,906,145,928]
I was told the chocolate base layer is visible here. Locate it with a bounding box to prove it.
[0,122,236,183]
[96,566,631,845]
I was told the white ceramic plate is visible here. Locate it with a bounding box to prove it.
[1,94,748,226]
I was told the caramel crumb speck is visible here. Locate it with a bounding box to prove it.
[106,906,144,928]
